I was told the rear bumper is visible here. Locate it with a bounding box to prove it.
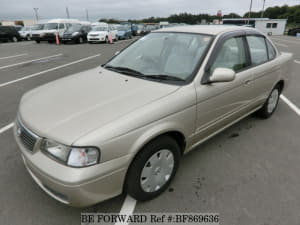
[13,123,131,207]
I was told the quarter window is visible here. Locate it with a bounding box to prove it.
[266,39,276,60]
[210,37,247,73]
[246,36,268,65]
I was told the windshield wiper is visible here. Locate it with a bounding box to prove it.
[104,65,144,77]
[145,75,185,81]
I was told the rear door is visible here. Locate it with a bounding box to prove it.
[245,34,281,105]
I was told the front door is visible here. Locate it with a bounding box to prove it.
[193,35,256,144]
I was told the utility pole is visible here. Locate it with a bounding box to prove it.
[66,6,70,18]
[85,9,89,21]
[248,0,253,24]
[261,0,266,18]
[33,8,39,21]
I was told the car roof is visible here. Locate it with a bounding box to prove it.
[156,25,257,36]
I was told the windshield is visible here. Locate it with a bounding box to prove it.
[92,26,108,31]
[32,24,44,30]
[66,24,82,32]
[44,23,58,30]
[105,32,212,82]
[117,26,127,31]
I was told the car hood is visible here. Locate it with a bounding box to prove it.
[19,67,179,145]
[88,31,106,35]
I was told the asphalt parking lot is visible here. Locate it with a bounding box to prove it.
[0,35,300,225]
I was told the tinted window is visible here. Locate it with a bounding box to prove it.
[272,23,277,28]
[211,37,247,73]
[247,36,268,65]
[266,39,276,60]
[266,23,271,28]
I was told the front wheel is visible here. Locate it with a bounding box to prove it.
[12,36,18,42]
[256,85,281,118]
[125,136,180,201]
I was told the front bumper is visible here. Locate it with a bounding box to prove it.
[88,36,105,42]
[13,122,131,207]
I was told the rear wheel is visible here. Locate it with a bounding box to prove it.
[26,35,31,41]
[105,36,109,43]
[256,85,281,118]
[126,136,180,201]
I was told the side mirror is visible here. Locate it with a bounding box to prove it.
[114,51,120,56]
[209,68,236,83]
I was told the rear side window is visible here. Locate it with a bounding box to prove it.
[266,39,276,60]
[210,37,248,73]
[246,36,268,65]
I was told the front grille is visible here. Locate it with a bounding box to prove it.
[17,122,38,152]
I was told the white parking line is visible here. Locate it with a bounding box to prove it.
[0,54,101,88]
[115,195,137,225]
[0,54,28,60]
[0,54,63,70]
[0,123,14,134]
[280,95,300,116]
[273,42,288,48]
[295,60,300,65]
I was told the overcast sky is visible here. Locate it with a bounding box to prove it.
[0,0,299,21]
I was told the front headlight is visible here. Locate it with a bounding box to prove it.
[41,139,100,167]
[72,32,79,36]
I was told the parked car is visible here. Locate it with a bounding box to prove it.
[87,23,117,43]
[19,26,33,41]
[31,24,46,43]
[62,24,91,44]
[287,27,300,36]
[116,25,132,40]
[14,25,293,207]
[38,19,81,43]
[0,26,21,42]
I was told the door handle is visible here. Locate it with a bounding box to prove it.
[244,79,251,85]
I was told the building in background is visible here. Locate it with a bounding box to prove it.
[0,19,36,26]
[222,18,287,35]
[223,18,287,35]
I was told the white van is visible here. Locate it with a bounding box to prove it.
[39,19,80,43]
[87,22,118,43]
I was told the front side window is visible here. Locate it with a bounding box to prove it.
[105,32,213,82]
[59,23,65,29]
[210,37,247,73]
[44,23,58,30]
[247,36,268,65]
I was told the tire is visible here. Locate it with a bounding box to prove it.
[26,35,31,41]
[256,84,281,119]
[12,36,18,42]
[35,40,40,44]
[105,36,109,43]
[126,136,180,201]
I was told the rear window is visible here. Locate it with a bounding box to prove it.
[246,36,268,65]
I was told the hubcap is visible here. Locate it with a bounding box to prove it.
[13,37,17,42]
[267,89,279,113]
[140,149,174,193]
